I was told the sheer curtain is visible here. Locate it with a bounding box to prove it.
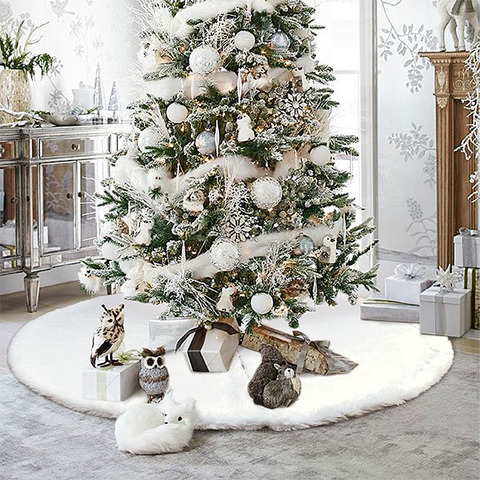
[310,0,361,202]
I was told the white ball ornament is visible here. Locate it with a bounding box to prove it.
[189,46,220,75]
[310,145,331,166]
[234,31,255,51]
[195,131,216,155]
[166,103,188,123]
[210,238,241,271]
[101,242,120,261]
[138,127,166,152]
[251,293,274,315]
[270,31,291,50]
[251,177,283,209]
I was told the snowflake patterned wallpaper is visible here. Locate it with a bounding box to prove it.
[1,0,140,112]
[377,0,440,267]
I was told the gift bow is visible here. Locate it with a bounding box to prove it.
[459,227,480,237]
[175,322,239,353]
[435,265,462,292]
[394,263,426,280]
[292,330,331,375]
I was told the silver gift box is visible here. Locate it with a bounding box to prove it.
[149,316,197,352]
[360,301,419,323]
[82,361,140,402]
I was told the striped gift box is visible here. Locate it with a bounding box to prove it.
[463,267,480,329]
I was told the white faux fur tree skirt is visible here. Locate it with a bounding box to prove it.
[8,295,453,431]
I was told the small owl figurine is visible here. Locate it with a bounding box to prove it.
[90,304,125,368]
[139,347,170,403]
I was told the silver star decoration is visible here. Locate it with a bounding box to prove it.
[435,265,461,292]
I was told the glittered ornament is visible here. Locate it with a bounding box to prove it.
[189,45,220,75]
[166,103,188,123]
[251,292,273,314]
[210,238,241,271]
[310,145,331,166]
[138,127,167,152]
[298,234,315,255]
[270,31,291,50]
[251,177,283,209]
[234,31,255,51]
[101,242,120,260]
[195,131,216,155]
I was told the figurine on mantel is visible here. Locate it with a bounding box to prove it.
[437,0,479,52]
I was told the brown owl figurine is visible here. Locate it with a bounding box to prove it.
[138,347,169,403]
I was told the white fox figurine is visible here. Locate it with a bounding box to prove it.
[115,394,196,455]
[134,217,154,246]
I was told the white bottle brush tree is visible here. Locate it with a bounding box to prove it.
[80,0,378,333]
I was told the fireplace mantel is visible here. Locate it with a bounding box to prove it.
[419,51,477,268]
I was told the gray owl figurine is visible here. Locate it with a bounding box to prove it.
[90,304,125,368]
[262,364,302,409]
[139,346,169,403]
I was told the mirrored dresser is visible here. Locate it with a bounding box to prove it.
[0,124,130,311]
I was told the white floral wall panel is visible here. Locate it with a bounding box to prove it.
[1,0,140,111]
[377,0,439,266]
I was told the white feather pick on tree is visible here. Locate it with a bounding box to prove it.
[78,266,102,294]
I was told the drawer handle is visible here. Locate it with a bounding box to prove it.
[77,192,83,198]
[71,143,81,151]
[66,193,72,199]
[10,197,18,204]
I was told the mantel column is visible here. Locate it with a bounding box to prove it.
[419,52,477,268]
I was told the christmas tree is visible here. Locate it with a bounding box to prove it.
[81,0,378,333]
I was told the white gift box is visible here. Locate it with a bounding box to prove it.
[454,234,480,268]
[177,318,240,373]
[360,300,419,323]
[82,361,140,401]
[385,275,433,305]
[149,316,197,352]
[420,286,471,337]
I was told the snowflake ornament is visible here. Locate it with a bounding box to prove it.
[435,265,461,292]
[223,215,252,242]
[282,93,307,119]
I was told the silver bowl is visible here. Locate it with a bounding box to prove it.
[40,113,94,126]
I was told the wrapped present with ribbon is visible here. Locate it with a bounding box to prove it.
[454,227,480,268]
[420,266,471,337]
[240,325,358,375]
[82,351,141,401]
[360,298,419,323]
[175,318,240,372]
[149,315,197,352]
[463,267,480,329]
[384,263,433,306]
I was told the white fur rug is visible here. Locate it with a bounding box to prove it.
[8,294,453,430]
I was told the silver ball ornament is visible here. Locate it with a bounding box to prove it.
[251,292,273,315]
[166,103,188,123]
[138,127,167,152]
[251,177,283,209]
[195,131,216,155]
[310,145,331,166]
[298,234,315,254]
[189,46,220,75]
[210,238,241,271]
[234,31,256,51]
[270,31,291,50]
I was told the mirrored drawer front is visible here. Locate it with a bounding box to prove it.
[0,140,20,161]
[39,136,111,158]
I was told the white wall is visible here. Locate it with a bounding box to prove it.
[1,0,140,294]
[2,0,140,112]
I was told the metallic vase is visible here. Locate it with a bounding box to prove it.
[0,69,31,124]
